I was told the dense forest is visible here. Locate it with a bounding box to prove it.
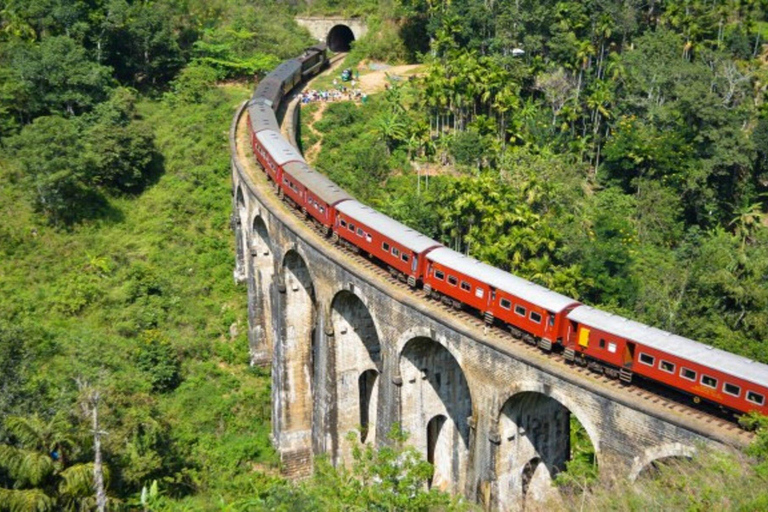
[1,0,768,509]
[310,0,768,366]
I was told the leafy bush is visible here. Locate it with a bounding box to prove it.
[135,330,181,393]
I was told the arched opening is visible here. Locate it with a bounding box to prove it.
[327,24,355,52]
[637,456,692,480]
[252,216,271,261]
[248,215,274,366]
[359,369,378,443]
[628,443,696,482]
[426,414,447,489]
[331,290,381,462]
[276,250,315,442]
[234,186,247,281]
[399,336,472,494]
[495,392,597,511]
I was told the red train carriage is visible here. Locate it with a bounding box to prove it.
[334,200,441,285]
[253,129,305,186]
[281,162,352,231]
[425,248,580,350]
[247,101,280,140]
[565,306,768,415]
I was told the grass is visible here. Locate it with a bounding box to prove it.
[0,83,281,508]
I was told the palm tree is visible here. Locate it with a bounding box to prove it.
[730,202,767,249]
[374,112,408,155]
[0,415,103,512]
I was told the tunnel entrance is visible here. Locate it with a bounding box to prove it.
[327,24,355,52]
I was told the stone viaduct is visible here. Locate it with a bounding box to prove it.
[229,99,751,510]
[295,16,367,52]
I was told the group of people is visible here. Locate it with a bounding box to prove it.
[299,87,367,104]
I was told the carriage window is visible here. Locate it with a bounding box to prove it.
[639,353,655,366]
[514,305,526,316]
[548,315,555,326]
[356,228,363,237]
[660,360,675,373]
[724,383,741,397]
[434,270,444,281]
[348,223,355,232]
[747,391,765,405]
[366,234,372,243]
[340,219,347,227]
[500,298,512,310]
[382,242,389,252]
[681,368,696,381]
[701,375,717,389]
[530,312,542,324]
[392,247,400,257]
[448,276,458,286]
[599,338,606,349]
[461,281,471,292]
[401,253,409,262]
[475,287,484,298]
[320,207,325,214]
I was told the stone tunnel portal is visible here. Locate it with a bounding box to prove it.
[327,24,355,52]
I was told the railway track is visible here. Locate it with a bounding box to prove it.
[236,60,755,445]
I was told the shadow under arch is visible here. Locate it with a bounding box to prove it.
[275,249,316,440]
[234,185,248,279]
[329,289,382,462]
[494,389,598,511]
[251,214,271,258]
[248,214,275,366]
[399,335,472,494]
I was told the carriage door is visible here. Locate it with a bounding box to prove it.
[544,311,555,340]
[623,342,635,368]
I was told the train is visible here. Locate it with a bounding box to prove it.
[242,43,768,418]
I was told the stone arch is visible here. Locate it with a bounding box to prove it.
[234,185,248,283]
[327,24,355,52]
[398,334,472,494]
[628,443,696,481]
[274,249,316,469]
[329,289,382,463]
[494,387,597,511]
[248,214,274,366]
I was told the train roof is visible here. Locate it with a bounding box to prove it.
[282,162,353,205]
[336,200,441,254]
[298,43,327,61]
[247,101,279,133]
[271,59,302,81]
[568,306,768,388]
[253,76,282,109]
[255,130,305,166]
[427,247,579,312]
